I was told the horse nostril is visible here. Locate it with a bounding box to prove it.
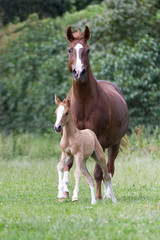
[73,69,76,74]
[81,68,86,75]
[58,125,62,132]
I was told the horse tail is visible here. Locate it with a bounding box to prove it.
[120,135,129,152]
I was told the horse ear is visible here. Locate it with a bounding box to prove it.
[55,94,61,105]
[66,26,74,42]
[66,94,71,107]
[83,26,91,42]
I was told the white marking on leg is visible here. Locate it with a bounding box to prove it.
[55,105,64,128]
[58,170,64,198]
[103,173,112,199]
[90,186,97,205]
[74,43,83,77]
[72,163,81,202]
[63,171,69,193]
[103,173,117,203]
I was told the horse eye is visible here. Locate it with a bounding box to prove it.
[87,49,90,54]
[65,112,69,116]
[68,48,72,54]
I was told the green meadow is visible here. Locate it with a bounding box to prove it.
[0,131,159,240]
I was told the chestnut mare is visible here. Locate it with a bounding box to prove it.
[54,94,117,204]
[63,26,129,200]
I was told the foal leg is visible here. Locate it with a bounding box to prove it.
[81,162,97,205]
[57,153,66,201]
[72,154,82,202]
[63,159,73,199]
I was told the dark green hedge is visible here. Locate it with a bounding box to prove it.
[0,0,160,133]
[0,0,103,25]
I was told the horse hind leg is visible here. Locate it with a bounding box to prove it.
[81,162,97,205]
[107,142,120,176]
[93,162,103,199]
[93,141,117,203]
[103,142,120,202]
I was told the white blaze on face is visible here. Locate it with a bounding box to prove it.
[74,43,83,77]
[55,105,64,127]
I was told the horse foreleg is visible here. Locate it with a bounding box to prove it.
[57,153,66,201]
[72,154,82,202]
[63,157,73,199]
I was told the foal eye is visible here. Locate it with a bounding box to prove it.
[68,48,72,54]
[65,112,69,116]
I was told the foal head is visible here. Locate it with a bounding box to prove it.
[54,95,71,133]
[66,26,91,83]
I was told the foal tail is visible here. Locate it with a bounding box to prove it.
[120,135,129,152]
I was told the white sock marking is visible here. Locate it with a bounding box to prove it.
[63,171,69,192]
[90,186,97,205]
[58,170,64,198]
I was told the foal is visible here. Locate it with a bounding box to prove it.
[54,94,117,204]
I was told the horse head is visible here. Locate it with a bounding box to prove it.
[54,94,71,133]
[66,26,91,83]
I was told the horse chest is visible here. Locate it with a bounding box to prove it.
[72,104,109,133]
[61,140,80,157]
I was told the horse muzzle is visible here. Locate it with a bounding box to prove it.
[72,67,86,82]
[53,124,62,133]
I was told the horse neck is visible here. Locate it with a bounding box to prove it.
[72,67,98,101]
[63,112,78,138]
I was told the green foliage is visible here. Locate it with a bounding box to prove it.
[0,5,104,133]
[0,0,160,132]
[89,0,160,129]
[0,0,103,25]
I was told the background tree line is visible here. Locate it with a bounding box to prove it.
[0,0,102,25]
[0,0,160,133]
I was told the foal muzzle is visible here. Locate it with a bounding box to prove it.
[53,124,62,133]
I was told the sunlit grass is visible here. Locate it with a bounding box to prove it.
[0,132,159,239]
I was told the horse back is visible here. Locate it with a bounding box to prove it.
[97,80,125,101]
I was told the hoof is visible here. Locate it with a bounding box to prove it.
[96,195,102,200]
[72,196,78,202]
[58,198,64,202]
[91,200,97,205]
[64,192,69,199]
[112,197,117,204]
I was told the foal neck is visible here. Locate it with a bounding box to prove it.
[63,112,78,138]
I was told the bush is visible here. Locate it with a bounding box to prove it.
[0,1,160,133]
[89,0,160,129]
[0,0,103,25]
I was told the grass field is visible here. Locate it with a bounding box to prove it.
[0,131,160,240]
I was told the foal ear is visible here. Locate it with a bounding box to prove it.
[55,94,61,105]
[83,26,91,42]
[66,26,74,42]
[66,94,71,107]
